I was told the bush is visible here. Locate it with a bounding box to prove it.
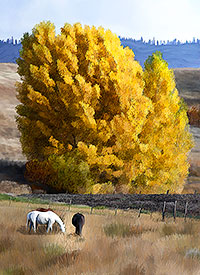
[25,159,56,185]
[187,105,200,127]
[91,182,115,194]
[48,151,94,193]
[104,222,147,238]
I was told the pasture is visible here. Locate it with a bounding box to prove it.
[1,200,200,274]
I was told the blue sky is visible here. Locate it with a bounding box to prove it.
[0,0,200,42]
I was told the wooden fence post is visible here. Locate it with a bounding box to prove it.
[68,199,72,211]
[138,208,142,218]
[184,201,188,222]
[114,208,117,216]
[173,201,177,222]
[90,207,93,214]
[162,201,166,221]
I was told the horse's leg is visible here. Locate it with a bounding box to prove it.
[33,218,37,233]
[27,219,30,230]
[46,220,50,233]
[47,221,53,233]
[29,221,33,233]
[50,222,53,232]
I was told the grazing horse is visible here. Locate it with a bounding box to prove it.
[26,210,65,233]
[72,213,85,236]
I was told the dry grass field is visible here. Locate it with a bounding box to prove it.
[1,201,200,274]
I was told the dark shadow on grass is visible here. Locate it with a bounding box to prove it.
[17,224,63,235]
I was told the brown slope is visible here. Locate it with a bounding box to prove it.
[173,68,200,106]
[0,63,24,161]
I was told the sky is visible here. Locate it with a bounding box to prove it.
[0,0,200,42]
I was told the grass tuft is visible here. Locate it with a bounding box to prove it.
[162,221,197,236]
[2,266,26,275]
[44,243,66,259]
[103,222,148,238]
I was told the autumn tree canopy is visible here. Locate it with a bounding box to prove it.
[16,21,193,193]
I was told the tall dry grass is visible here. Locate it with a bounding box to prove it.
[1,202,200,274]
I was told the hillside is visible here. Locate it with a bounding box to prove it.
[1,38,200,68]
[0,63,22,161]
[174,68,200,106]
[121,39,200,68]
[0,41,21,63]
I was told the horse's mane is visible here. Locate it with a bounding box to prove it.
[35,208,55,213]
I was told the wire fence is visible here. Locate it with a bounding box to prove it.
[0,197,193,222]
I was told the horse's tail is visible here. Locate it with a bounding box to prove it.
[26,212,32,229]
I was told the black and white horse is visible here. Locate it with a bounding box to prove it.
[72,213,85,236]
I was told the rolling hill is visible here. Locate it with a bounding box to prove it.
[1,38,200,68]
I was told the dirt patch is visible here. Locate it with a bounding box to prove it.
[0,180,31,195]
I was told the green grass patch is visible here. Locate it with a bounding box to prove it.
[104,222,134,238]
[0,193,49,204]
[93,205,107,210]
[2,266,26,275]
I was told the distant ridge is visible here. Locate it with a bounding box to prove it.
[0,40,21,63]
[0,37,200,68]
[120,38,200,68]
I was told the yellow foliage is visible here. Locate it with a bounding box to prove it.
[91,182,115,194]
[16,22,193,193]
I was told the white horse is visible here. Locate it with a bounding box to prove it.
[26,210,65,233]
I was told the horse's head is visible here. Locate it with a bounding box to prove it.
[57,215,65,233]
[60,223,65,233]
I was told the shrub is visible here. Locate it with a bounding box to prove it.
[91,182,115,194]
[48,151,94,193]
[104,222,146,238]
[187,105,200,127]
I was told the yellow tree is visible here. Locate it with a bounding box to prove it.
[16,21,151,192]
[16,22,192,193]
[132,52,193,193]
